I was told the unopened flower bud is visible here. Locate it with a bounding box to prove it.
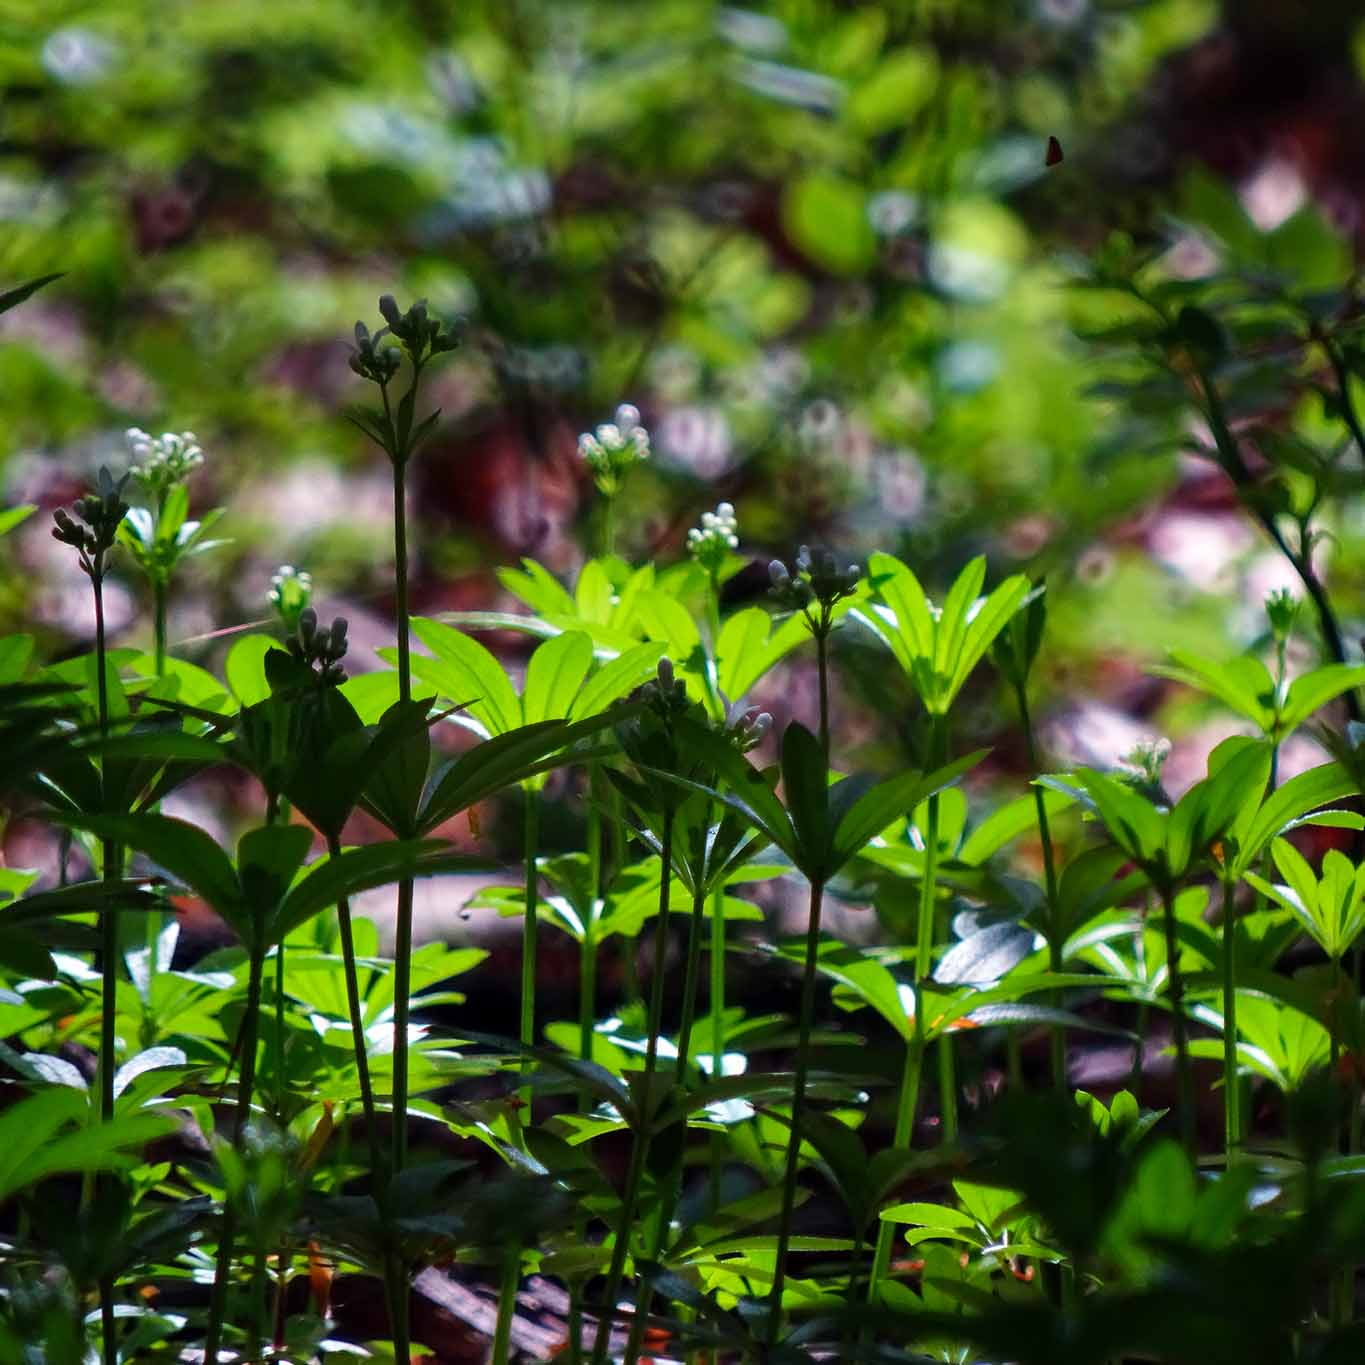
[1265,588,1299,644]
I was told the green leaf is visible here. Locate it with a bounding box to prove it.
[275,841,482,943]
[958,788,1073,866]
[361,699,435,837]
[782,173,875,276]
[715,609,810,701]
[0,505,36,538]
[833,752,985,870]
[1152,650,1276,729]
[1238,761,1358,869]
[1281,664,1365,730]
[236,824,313,918]
[113,1046,188,1100]
[859,552,933,677]
[419,710,628,832]
[498,558,578,618]
[880,1201,976,1230]
[570,641,665,719]
[848,45,939,133]
[0,1088,172,1203]
[0,272,62,317]
[225,635,279,708]
[55,812,240,917]
[787,936,911,1040]
[780,723,831,870]
[949,571,1030,703]
[523,631,593,724]
[409,617,521,736]
[0,632,33,685]
[1165,740,1270,878]
[1073,768,1166,867]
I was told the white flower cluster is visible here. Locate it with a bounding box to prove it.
[126,427,204,495]
[268,564,313,630]
[577,403,650,492]
[687,501,739,572]
[1119,736,1172,788]
[724,697,772,752]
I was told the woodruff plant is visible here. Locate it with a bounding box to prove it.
[119,428,225,679]
[49,466,129,1365]
[346,294,458,1358]
[20,255,1365,1365]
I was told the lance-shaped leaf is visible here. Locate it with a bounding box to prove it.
[414,705,635,832]
[1054,740,1273,886]
[1163,739,1271,878]
[0,1087,173,1204]
[54,811,477,951]
[854,553,1029,715]
[642,717,982,883]
[1247,840,1365,963]
[1229,759,1363,874]
[1153,650,1365,739]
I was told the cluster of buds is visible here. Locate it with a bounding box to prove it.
[349,320,402,384]
[577,403,651,495]
[350,295,459,383]
[723,697,772,752]
[268,565,313,633]
[686,501,739,575]
[285,607,349,685]
[126,428,204,497]
[51,467,129,578]
[641,656,689,719]
[1265,587,1299,645]
[769,546,861,615]
[1119,736,1172,803]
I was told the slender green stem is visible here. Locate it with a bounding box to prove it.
[624,869,711,1365]
[589,811,674,1365]
[938,1028,958,1143]
[204,939,266,1365]
[869,1037,928,1316]
[602,492,616,559]
[766,875,826,1350]
[491,1246,522,1365]
[869,714,944,1299]
[1220,871,1241,1163]
[815,625,830,762]
[1159,883,1196,1154]
[1016,682,1064,1090]
[324,834,383,1173]
[571,758,604,1365]
[152,576,168,680]
[391,877,415,1173]
[391,455,412,705]
[274,943,286,1115]
[708,884,726,1212]
[387,446,415,1364]
[519,788,541,1108]
[91,571,121,1365]
[492,788,542,1365]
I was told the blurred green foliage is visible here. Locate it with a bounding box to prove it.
[2,0,1364,732]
